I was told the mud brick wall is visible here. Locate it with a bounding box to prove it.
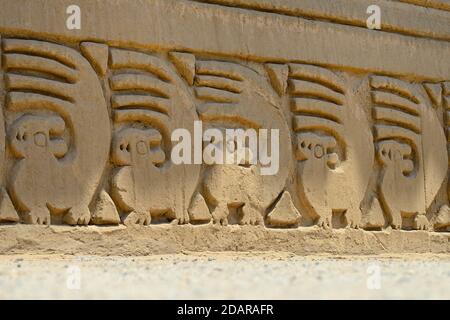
[0,0,449,238]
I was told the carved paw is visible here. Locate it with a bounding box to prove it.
[23,209,50,225]
[316,216,331,229]
[347,219,361,229]
[413,215,429,230]
[212,205,229,226]
[123,211,151,226]
[171,211,190,225]
[346,210,361,229]
[391,214,402,230]
[240,205,263,226]
[64,207,91,225]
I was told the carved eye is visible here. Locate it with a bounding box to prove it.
[300,141,306,148]
[136,140,148,155]
[33,132,47,147]
[314,145,324,158]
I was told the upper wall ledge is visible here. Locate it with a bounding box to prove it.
[0,0,449,81]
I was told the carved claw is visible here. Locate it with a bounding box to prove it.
[171,211,190,225]
[413,215,429,230]
[316,216,331,229]
[240,205,263,226]
[347,220,361,229]
[391,214,402,230]
[22,209,50,225]
[214,217,228,226]
[345,209,362,229]
[123,211,151,226]
[212,204,229,226]
[63,207,91,225]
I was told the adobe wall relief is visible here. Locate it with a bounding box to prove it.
[0,0,448,236]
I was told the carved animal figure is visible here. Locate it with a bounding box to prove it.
[109,49,200,225]
[370,76,448,229]
[3,39,111,225]
[290,64,374,228]
[0,44,16,224]
[195,60,293,225]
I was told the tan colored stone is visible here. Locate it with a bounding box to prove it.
[196,60,293,226]
[188,193,212,223]
[266,191,301,227]
[109,48,200,225]
[0,188,19,223]
[4,39,111,225]
[169,52,196,85]
[362,197,385,230]
[80,42,109,76]
[424,82,443,106]
[371,76,448,230]
[0,224,449,256]
[265,63,288,96]
[2,0,450,80]
[91,190,121,225]
[292,64,374,229]
[434,205,450,230]
[0,0,447,247]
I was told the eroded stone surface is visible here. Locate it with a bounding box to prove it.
[371,76,448,230]
[0,0,447,247]
[109,49,200,226]
[195,60,293,226]
[4,39,111,226]
[291,65,374,229]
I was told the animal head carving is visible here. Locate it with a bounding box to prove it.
[9,115,67,159]
[377,140,414,175]
[296,132,339,169]
[112,128,165,166]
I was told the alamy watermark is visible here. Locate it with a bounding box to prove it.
[66,5,81,30]
[171,121,280,176]
[366,5,381,30]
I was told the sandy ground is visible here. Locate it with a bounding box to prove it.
[0,252,449,299]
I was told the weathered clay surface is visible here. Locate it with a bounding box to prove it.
[291,65,374,229]
[108,49,200,226]
[195,60,293,226]
[4,39,111,226]
[0,225,448,256]
[0,0,447,254]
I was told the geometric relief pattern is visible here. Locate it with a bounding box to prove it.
[0,37,448,233]
[371,76,447,230]
[290,64,374,229]
[108,48,200,225]
[194,59,293,226]
[3,39,111,225]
